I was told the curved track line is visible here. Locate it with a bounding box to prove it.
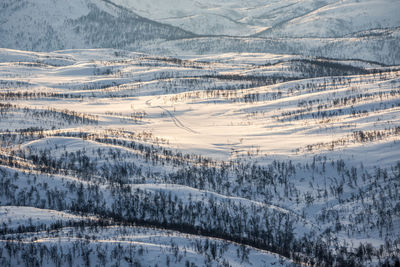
[158,106,199,134]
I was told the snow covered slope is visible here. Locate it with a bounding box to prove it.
[256,0,400,38]
[0,48,399,266]
[1,0,398,66]
[0,0,193,51]
[112,0,400,37]
[111,0,338,36]
[0,206,97,231]
[136,32,400,66]
[1,0,399,265]
[0,224,293,267]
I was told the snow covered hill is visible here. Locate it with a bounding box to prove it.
[1,1,399,265]
[137,29,400,65]
[256,0,400,38]
[1,0,399,65]
[0,0,193,51]
[112,0,400,38]
[0,48,399,266]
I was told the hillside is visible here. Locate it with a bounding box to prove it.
[137,29,400,65]
[1,1,399,265]
[112,0,400,38]
[0,48,399,266]
[0,0,193,51]
[1,0,399,65]
[256,0,400,38]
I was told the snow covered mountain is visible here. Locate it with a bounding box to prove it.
[255,0,400,38]
[112,0,400,37]
[2,0,399,65]
[0,0,193,51]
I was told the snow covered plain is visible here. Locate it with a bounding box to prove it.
[0,48,399,266]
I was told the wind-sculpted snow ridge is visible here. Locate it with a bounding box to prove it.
[0,48,399,266]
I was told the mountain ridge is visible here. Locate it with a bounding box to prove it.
[0,0,195,51]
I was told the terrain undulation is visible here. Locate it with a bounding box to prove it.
[0,48,399,266]
[1,0,400,266]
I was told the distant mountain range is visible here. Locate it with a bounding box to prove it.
[112,0,400,38]
[1,0,400,64]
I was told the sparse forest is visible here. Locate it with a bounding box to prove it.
[0,47,399,267]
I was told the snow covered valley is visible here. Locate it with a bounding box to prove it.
[0,48,399,266]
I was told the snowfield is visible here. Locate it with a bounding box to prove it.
[0,48,399,266]
[1,0,400,265]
